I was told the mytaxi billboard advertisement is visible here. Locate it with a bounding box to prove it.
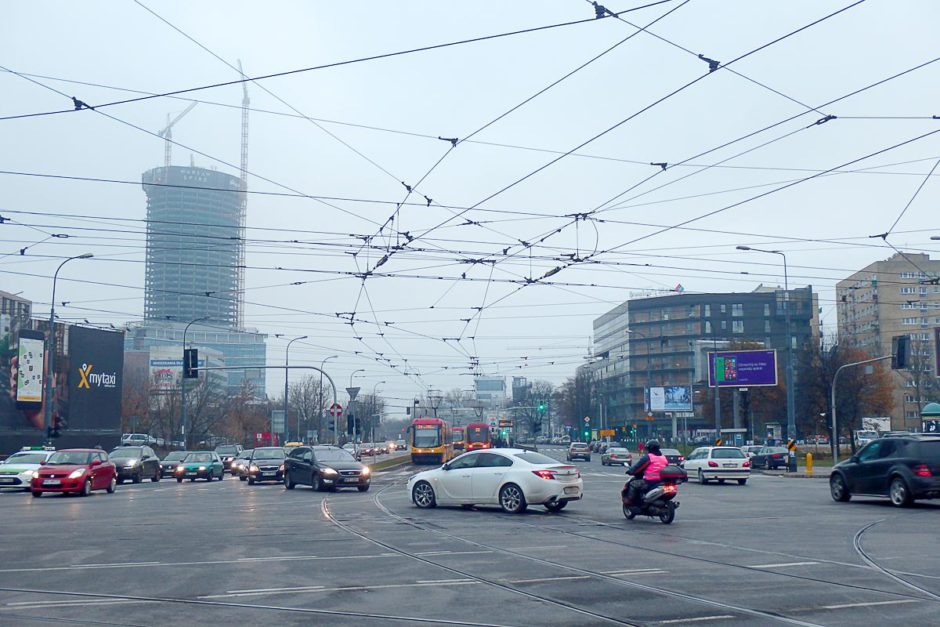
[68,326,123,430]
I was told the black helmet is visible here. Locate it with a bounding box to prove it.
[645,440,661,454]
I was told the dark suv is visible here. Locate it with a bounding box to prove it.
[247,447,286,485]
[109,446,161,484]
[830,434,940,507]
[283,445,371,492]
[215,444,243,474]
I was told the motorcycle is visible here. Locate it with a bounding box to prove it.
[621,466,685,524]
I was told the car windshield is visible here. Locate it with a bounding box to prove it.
[571,444,588,450]
[315,449,356,462]
[765,447,788,454]
[252,449,285,460]
[216,446,239,455]
[513,452,558,465]
[661,449,680,456]
[5,452,49,464]
[163,452,187,461]
[184,453,213,463]
[47,451,93,465]
[608,448,628,454]
[712,448,745,459]
[110,447,142,459]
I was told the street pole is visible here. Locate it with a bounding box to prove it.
[713,336,721,444]
[738,246,796,469]
[181,316,209,449]
[831,354,891,464]
[283,335,307,442]
[319,355,338,444]
[43,253,93,440]
[372,381,385,452]
[348,369,364,441]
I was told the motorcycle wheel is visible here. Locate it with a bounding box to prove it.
[622,504,636,520]
[659,501,676,525]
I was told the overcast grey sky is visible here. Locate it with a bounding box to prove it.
[2,1,939,410]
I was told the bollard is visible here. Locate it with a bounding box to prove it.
[806,452,813,475]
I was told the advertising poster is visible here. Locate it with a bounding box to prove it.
[708,350,778,387]
[15,329,44,407]
[68,326,124,431]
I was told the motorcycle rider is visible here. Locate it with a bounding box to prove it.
[625,440,669,505]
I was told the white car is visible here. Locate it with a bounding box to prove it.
[0,447,56,490]
[741,445,763,458]
[407,448,583,513]
[682,446,751,485]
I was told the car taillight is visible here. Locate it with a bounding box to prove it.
[743,460,751,467]
[679,456,685,462]
[914,464,932,478]
[772,453,782,459]
[707,460,718,467]
[532,469,557,480]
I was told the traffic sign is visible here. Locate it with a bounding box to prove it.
[329,403,343,417]
[600,429,615,437]
[584,416,590,424]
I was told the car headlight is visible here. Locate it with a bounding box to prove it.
[279,464,285,472]
[361,466,371,476]
[31,471,40,479]
[198,466,206,471]
[125,460,138,467]
[68,469,85,479]
[249,465,259,472]
[176,467,185,473]
[322,467,337,476]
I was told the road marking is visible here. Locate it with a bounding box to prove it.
[0,554,395,574]
[820,599,921,610]
[604,568,668,576]
[236,555,319,562]
[226,585,325,593]
[656,616,736,624]
[509,575,591,584]
[201,580,478,599]
[751,562,819,569]
[5,599,144,609]
[414,550,492,556]
[511,545,569,551]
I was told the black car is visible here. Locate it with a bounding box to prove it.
[751,446,789,470]
[660,448,685,465]
[830,434,940,507]
[109,446,161,484]
[160,450,188,477]
[247,447,286,485]
[284,445,371,492]
[215,444,243,473]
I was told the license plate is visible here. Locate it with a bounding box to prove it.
[723,464,737,468]
[0,478,14,483]
[262,472,274,477]
[186,472,197,476]
[43,479,61,486]
[564,486,579,495]
[343,478,358,483]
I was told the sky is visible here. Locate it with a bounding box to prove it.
[2,1,939,413]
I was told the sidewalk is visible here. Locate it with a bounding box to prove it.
[758,466,830,480]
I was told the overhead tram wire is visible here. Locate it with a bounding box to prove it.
[0,1,675,122]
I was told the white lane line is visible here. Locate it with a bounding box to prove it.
[820,599,921,610]
[5,599,144,609]
[604,568,668,575]
[0,554,395,574]
[226,585,325,594]
[656,616,736,624]
[509,575,591,584]
[414,550,492,556]
[84,561,161,568]
[751,561,819,569]
[201,580,478,599]
[236,555,319,562]
[511,545,569,551]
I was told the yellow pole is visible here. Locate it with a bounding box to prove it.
[806,452,813,475]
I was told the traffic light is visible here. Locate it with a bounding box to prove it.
[47,416,64,438]
[538,401,545,413]
[582,428,590,440]
[346,414,354,434]
[183,348,198,378]
[328,418,336,432]
[892,335,910,369]
[354,417,362,435]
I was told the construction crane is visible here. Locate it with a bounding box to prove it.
[236,59,249,329]
[157,101,197,169]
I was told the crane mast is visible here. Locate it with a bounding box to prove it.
[157,101,197,172]
[236,59,249,329]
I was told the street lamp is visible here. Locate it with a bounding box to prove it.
[347,369,365,441]
[319,355,338,443]
[737,245,796,470]
[371,381,385,444]
[43,253,93,439]
[181,316,210,448]
[283,335,308,442]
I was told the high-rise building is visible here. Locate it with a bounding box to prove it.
[836,252,940,428]
[592,286,819,437]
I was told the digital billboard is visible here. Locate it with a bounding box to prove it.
[67,326,124,430]
[648,386,693,412]
[708,349,778,387]
[15,329,44,407]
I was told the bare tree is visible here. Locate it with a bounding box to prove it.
[288,375,326,443]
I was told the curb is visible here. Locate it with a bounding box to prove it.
[759,470,829,480]
[369,455,412,472]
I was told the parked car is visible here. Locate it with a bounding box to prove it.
[408,449,582,513]
[284,445,371,492]
[246,447,286,484]
[31,449,117,497]
[751,446,789,470]
[829,434,940,507]
[215,444,243,473]
[567,442,591,462]
[0,446,56,490]
[174,451,224,482]
[160,451,188,478]
[682,446,750,485]
[741,445,764,458]
[109,446,161,484]
[232,449,253,480]
[601,447,633,466]
[120,433,156,446]
[660,448,685,465]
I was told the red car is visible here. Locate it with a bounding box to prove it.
[31,449,117,497]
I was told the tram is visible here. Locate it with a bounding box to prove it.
[452,426,465,451]
[408,417,454,465]
[464,422,492,451]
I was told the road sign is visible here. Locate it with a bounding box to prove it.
[584,416,590,424]
[329,403,343,417]
[346,386,360,400]
[600,429,615,437]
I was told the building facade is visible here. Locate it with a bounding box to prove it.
[836,252,940,428]
[592,286,819,436]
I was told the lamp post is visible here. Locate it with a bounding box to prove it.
[181,315,209,448]
[738,245,796,470]
[43,253,93,439]
[371,381,385,445]
[319,355,338,443]
[348,369,364,441]
[283,335,308,442]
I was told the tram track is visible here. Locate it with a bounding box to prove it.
[852,519,940,602]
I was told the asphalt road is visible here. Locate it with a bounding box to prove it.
[1,447,939,626]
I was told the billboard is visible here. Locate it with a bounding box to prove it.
[15,329,44,407]
[67,326,124,430]
[708,349,778,387]
[649,386,693,412]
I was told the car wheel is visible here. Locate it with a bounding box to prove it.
[889,477,912,508]
[190,478,196,482]
[738,479,747,485]
[829,474,851,502]
[545,500,567,512]
[586,457,591,462]
[284,474,295,490]
[133,471,142,484]
[107,477,117,493]
[698,469,708,485]
[31,490,41,498]
[240,476,247,481]
[81,479,92,497]
[718,479,726,485]
[314,475,325,492]
[357,485,370,492]
[248,477,255,485]
[117,478,124,485]
[659,501,676,525]
[219,471,224,481]
[177,478,183,483]
[766,460,772,470]
[412,481,437,508]
[499,483,527,514]
[151,469,160,483]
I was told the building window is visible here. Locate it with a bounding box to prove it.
[900,287,916,294]
[720,304,726,314]
[905,394,916,403]
[704,304,711,317]
[732,304,743,317]
[763,304,770,317]
[704,321,712,334]
[732,320,744,334]
[721,320,727,330]
[902,317,918,325]
[764,320,771,333]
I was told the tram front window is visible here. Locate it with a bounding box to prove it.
[414,428,441,448]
